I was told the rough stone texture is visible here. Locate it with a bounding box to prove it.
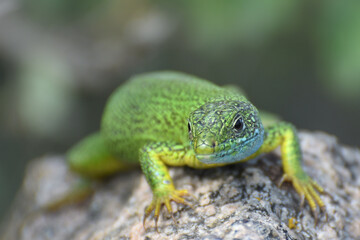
[1,131,360,240]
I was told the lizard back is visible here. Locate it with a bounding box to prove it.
[101,71,245,162]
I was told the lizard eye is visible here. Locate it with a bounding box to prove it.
[233,116,244,132]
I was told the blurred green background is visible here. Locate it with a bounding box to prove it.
[0,0,359,222]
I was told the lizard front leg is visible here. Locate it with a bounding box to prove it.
[139,142,192,230]
[242,122,325,219]
[140,141,227,230]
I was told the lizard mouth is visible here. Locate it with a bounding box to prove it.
[194,134,262,164]
[195,143,241,160]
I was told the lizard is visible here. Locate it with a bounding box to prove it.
[66,71,325,229]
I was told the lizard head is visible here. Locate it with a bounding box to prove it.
[188,100,264,164]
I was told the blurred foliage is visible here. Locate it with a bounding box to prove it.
[181,0,301,55]
[16,53,75,138]
[317,0,360,102]
[22,0,102,23]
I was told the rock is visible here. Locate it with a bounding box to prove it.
[1,131,360,240]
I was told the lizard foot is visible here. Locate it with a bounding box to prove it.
[279,173,326,224]
[143,188,191,231]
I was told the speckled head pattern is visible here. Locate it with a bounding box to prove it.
[189,100,264,164]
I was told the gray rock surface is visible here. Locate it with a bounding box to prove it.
[1,131,360,240]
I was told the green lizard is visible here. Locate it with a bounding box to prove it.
[67,71,325,228]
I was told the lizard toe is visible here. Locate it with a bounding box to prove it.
[143,188,192,231]
[280,173,326,224]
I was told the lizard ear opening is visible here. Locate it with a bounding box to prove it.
[188,121,193,140]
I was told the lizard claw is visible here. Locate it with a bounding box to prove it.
[279,173,326,224]
[143,189,191,231]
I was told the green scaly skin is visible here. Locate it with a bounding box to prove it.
[67,71,325,229]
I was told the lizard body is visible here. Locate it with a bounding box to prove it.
[67,71,325,228]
